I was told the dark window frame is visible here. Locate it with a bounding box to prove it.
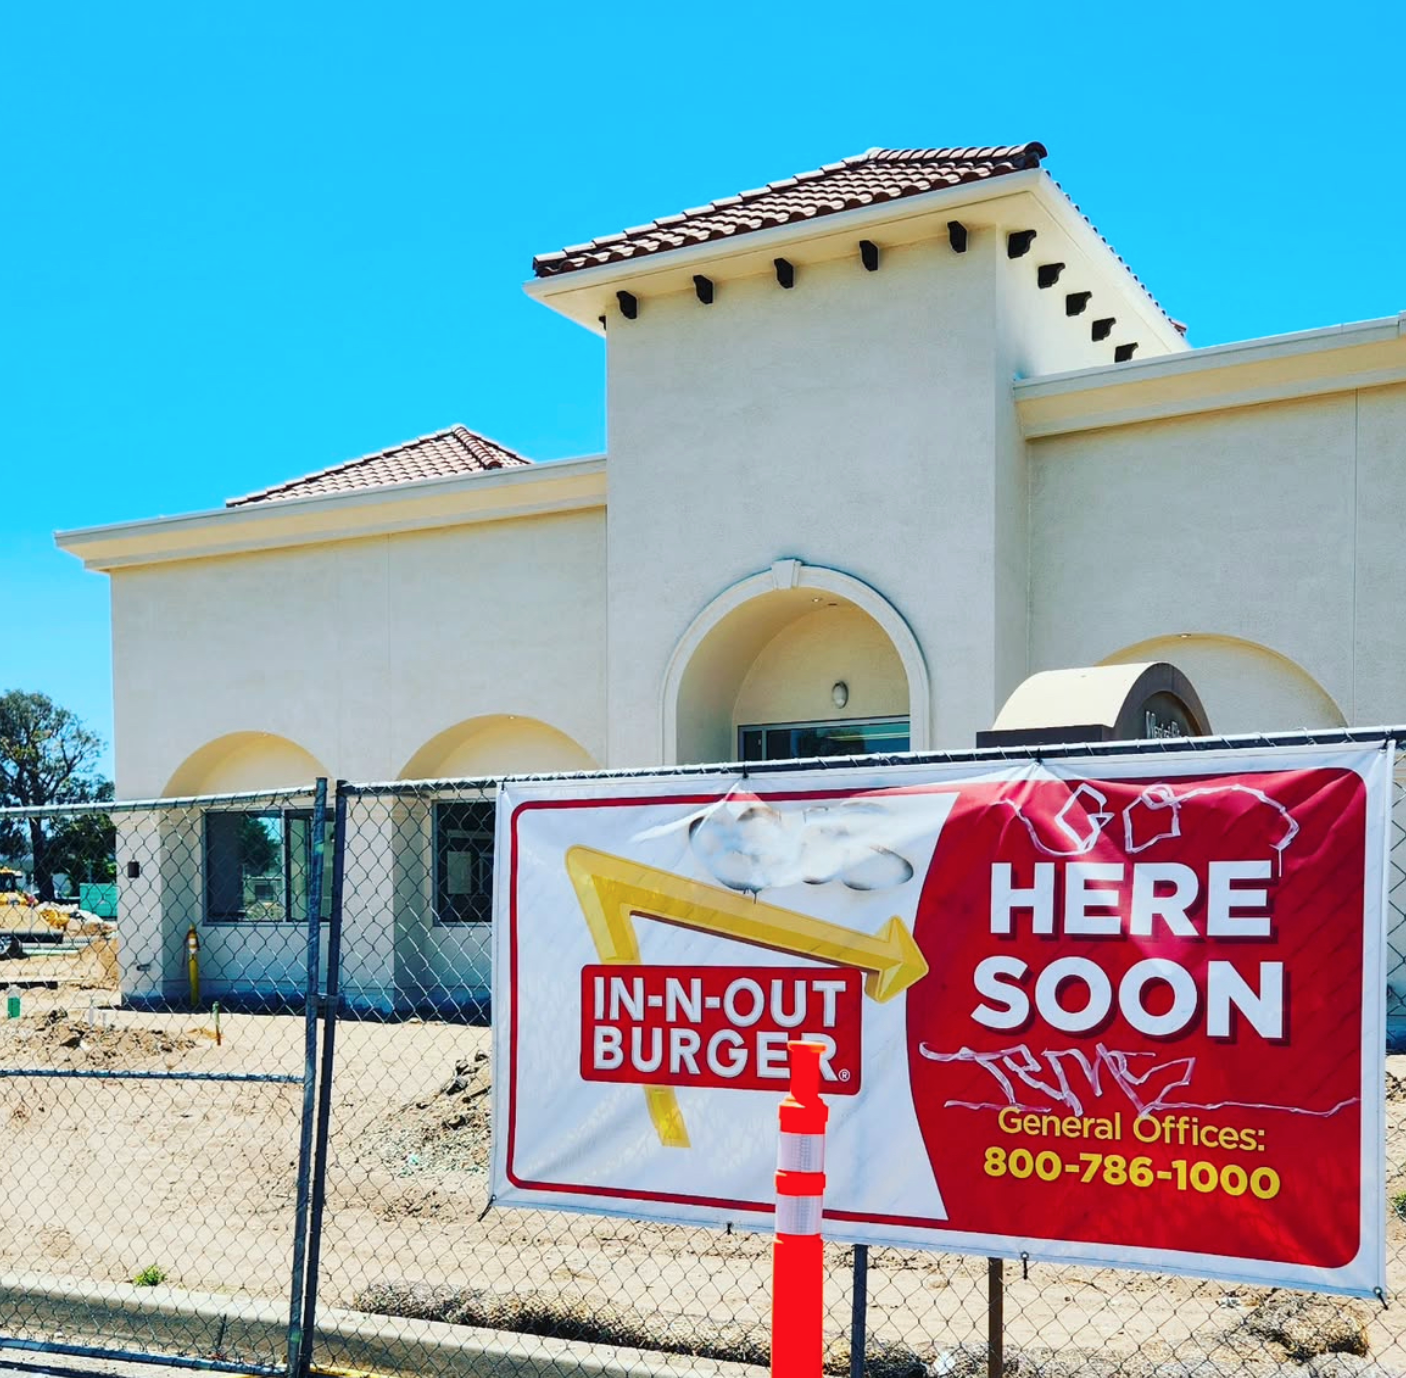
[433,799,496,926]
[203,808,333,925]
[738,716,911,763]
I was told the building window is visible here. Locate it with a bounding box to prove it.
[204,811,333,923]
[435,800,495,924]
[738,717,910,762]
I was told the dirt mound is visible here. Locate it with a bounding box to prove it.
[358,1049,492,1176]
[351,1282,1383,1378]
[0,928,119,991]
[1242,1292,1371,1362]
[16,1009,196,1067]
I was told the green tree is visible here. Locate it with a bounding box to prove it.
[237,815,281,878]
[0,691,107,901]
[45,780,118,888]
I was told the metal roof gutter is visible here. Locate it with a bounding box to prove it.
[1015,313,1406,437]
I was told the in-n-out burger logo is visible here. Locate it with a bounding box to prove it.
[972,860,1285,1039]
[581,964,863,1093]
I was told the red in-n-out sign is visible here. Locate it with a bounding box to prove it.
[581,964,863,1093]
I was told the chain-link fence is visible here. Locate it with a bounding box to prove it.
[317,737,1406,1378]
[0,783,329,1375]
[0,738,1401,1378]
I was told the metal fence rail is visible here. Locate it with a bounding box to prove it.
[0,783,327,1375]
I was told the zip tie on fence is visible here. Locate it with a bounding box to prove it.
[1376,1286,1389,1310]
[1021,1250,1029,1281]
[475,1193,495,1224]
[773,1039,829,1378]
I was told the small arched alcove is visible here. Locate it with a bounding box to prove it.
[1099,635,1346,734]
[662,560,930,765]
[398,715,597,781]
[390,714,596,1015]
[163,731,328,795]
[127,732,329,1014]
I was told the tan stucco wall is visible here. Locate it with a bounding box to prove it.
[112,509,606,797]
[604,233,1004,763]
[84,235,1403,798]
[1353,385,1406,727]
[1027,385,1406,730]
[103,375,1406,798]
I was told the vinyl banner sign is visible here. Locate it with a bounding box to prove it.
[492,746,1391,1295]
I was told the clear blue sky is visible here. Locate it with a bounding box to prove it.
[3,0,1403,782]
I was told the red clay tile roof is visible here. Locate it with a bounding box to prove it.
[227,425,531,507]
[533,145,1047,277]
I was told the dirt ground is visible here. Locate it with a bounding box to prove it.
[0,985,1402,1376]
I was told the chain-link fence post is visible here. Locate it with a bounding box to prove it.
[849,1243,868,1378]
[298,781,347,1378]
[0,784,325,1372]
[986,1256,1003,1378]
[286,778,328,1377]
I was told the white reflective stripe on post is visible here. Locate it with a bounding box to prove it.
[777,1133,826,1173]
[776,1194,823,1237]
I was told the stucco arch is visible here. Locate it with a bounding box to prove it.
[398,714,597,781]
[163,732,328,795]
[1098,634,1347,735]
[661,559,931,765]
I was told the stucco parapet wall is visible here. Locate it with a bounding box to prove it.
[55,456,607,572]
[528,171,1186,354]
[1015,312,1406,437]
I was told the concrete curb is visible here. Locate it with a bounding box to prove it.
[0,1274,767,1378]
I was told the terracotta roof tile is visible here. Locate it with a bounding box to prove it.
[534,143,1184,335]
[227,425,530,507]
[533,144,1048,277]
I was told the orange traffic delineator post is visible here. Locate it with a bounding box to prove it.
[773,1039,830,1378]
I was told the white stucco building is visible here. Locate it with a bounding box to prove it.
[57,142,1406,1011]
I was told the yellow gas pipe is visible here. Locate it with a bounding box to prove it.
[186,925,200,1009]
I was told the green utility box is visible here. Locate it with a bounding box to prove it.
[79,883,118,920]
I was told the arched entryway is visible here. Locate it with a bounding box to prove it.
[661,560,930,765]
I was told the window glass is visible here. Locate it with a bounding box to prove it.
[287,814,335,921]
[206,813,284,921]
[737,718,910,762]
[205,810,333,922]
[435,800,495,924]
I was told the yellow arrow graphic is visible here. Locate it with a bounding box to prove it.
[564,846,930,1147]
[566,847,929,1002]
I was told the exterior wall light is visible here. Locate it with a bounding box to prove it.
[832,682,849,709]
